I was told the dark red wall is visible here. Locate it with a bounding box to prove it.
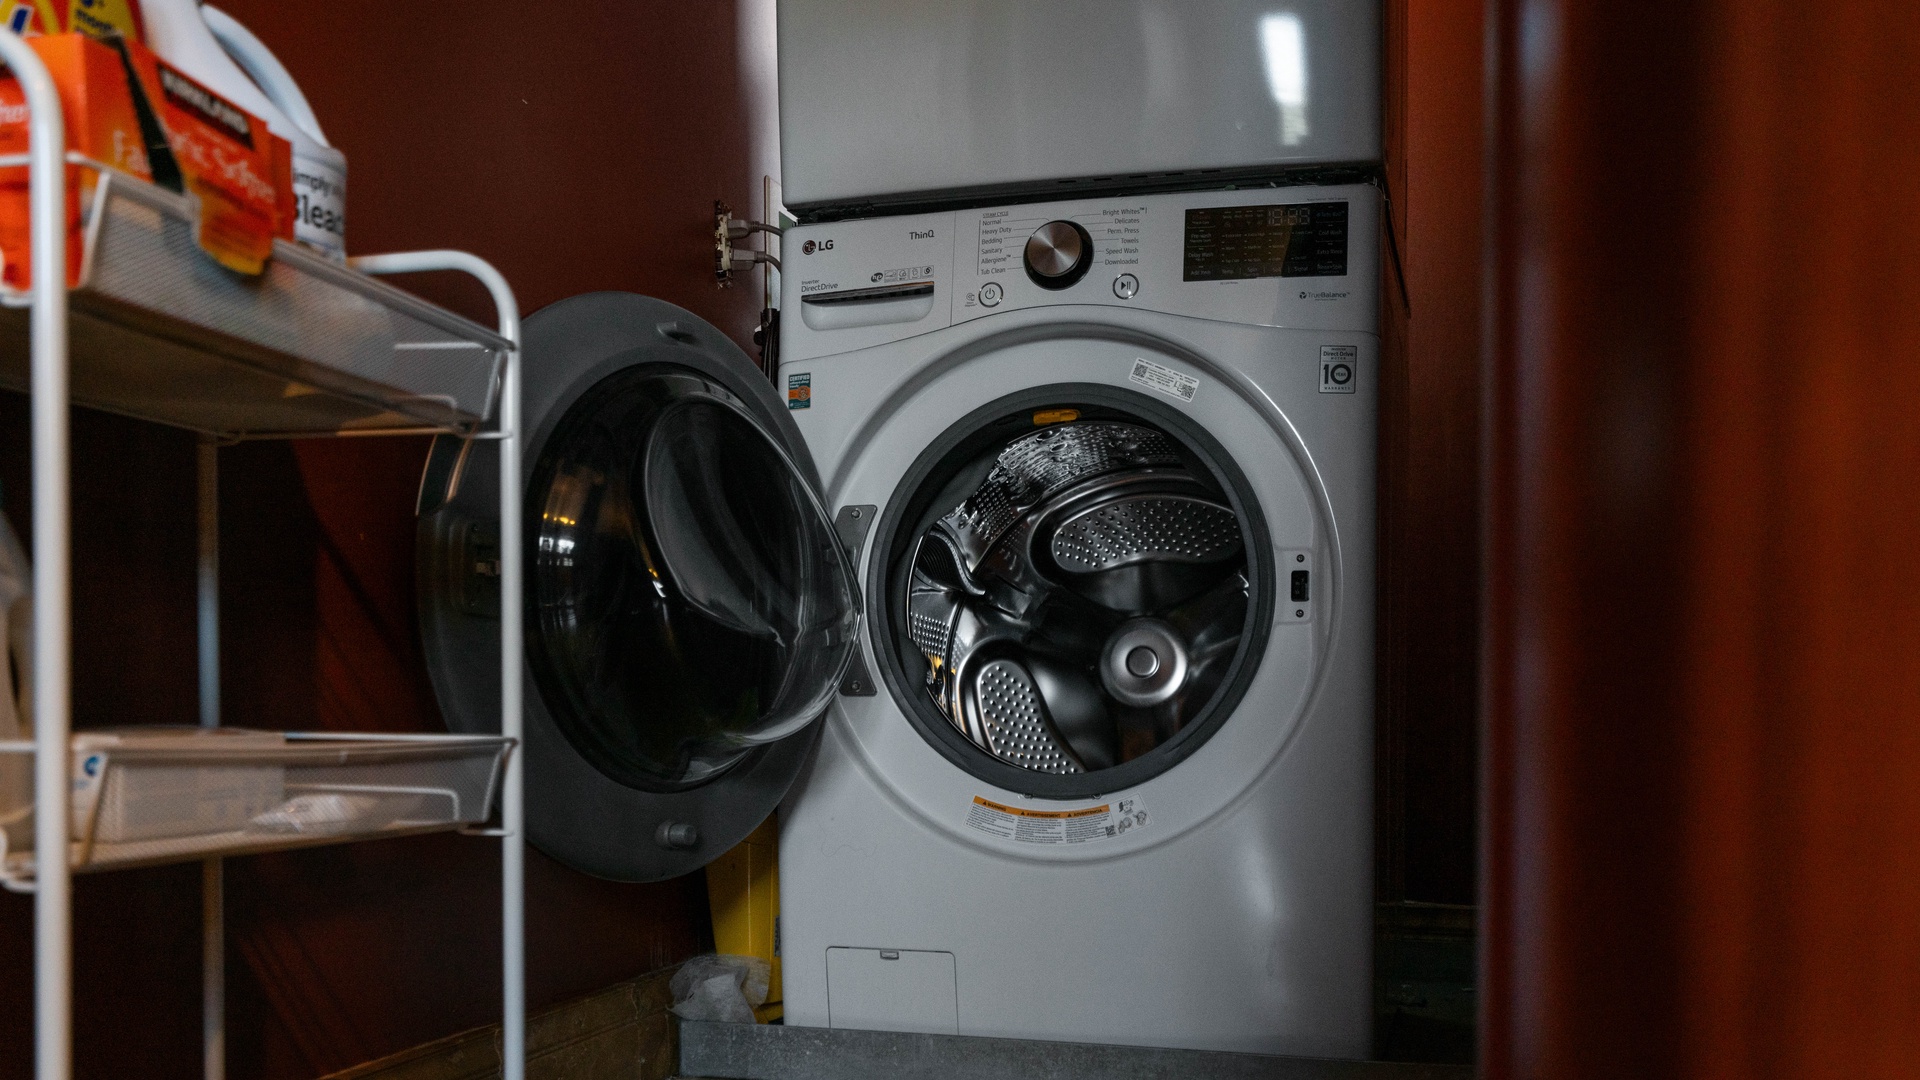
[1482,0,1920,1075]
[0,2,772,1075]
[1376,0,1484,906]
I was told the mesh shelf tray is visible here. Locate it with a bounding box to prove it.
[0,728,513,884]
[0,168,510,437]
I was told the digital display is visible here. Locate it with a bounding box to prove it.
[1183,201,1349,281]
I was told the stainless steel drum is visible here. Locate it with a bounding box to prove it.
[903,419,1252,775]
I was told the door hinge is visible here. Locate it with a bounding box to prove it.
[714,200,782,286]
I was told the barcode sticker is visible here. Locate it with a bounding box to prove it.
[1129,358,1199,403]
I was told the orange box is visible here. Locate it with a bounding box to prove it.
[0,32,153,291]
[118,38,279,274]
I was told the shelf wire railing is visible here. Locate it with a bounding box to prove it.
[351,250,524,1080]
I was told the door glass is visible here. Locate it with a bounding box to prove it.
[528,366,857,792]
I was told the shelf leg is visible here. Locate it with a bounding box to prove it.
[197,437,218,729]
[197,436,224,1080]
[499,310,525,1080]
[201,858,224,1080]
[0,28,74,1080]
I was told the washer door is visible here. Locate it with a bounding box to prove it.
[418,293,858,881]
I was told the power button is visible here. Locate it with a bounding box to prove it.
[979,281,1004,307]
[1112,273,1139,300]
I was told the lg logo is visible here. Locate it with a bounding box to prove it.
[801,239,834,255]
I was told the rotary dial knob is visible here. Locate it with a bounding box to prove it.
[1024,220,1094,290]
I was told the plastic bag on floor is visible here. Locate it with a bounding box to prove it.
[669,953,770,1024]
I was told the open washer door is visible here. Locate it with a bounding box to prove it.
[417,293,859,881]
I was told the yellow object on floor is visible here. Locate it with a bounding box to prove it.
[705,814,782,1022]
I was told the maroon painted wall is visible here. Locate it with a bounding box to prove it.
[1377,0,1484,907]
[1482,0,1920,1075]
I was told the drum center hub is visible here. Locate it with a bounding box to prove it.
[1101,619,1189,708]
[1125,646,1161,678]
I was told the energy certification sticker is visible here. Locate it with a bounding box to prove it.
[1128,357,1199,403]
[787,372,811,410]
[965,795,1151,845]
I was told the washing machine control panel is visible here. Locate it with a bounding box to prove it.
[781,184,1379,362]
[951,186,1378,334]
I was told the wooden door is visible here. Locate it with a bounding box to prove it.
[1482,1,1920,1075]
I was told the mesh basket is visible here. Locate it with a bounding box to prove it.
[0,728,513,883]
[0,169,509,436]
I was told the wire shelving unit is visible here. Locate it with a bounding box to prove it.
[0,33,528,1080]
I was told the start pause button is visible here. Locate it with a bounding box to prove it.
[1319,345,1358,394]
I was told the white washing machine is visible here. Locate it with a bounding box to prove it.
[760,2,1383,1053]
[773,185,1378,1055]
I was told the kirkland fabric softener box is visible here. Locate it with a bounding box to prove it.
[120,35,286,274]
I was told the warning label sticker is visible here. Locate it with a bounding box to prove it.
[965,795,1151,845]
[1128,357,1199,403]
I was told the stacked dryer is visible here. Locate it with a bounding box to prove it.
[773,0,1384,1056]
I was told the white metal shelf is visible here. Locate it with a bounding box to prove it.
[0,32,527,1080]
[0,162,511,438]
[0,729,513,885]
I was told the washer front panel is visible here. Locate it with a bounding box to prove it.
[777,207,1378,1055]
[793,324,1361,860]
